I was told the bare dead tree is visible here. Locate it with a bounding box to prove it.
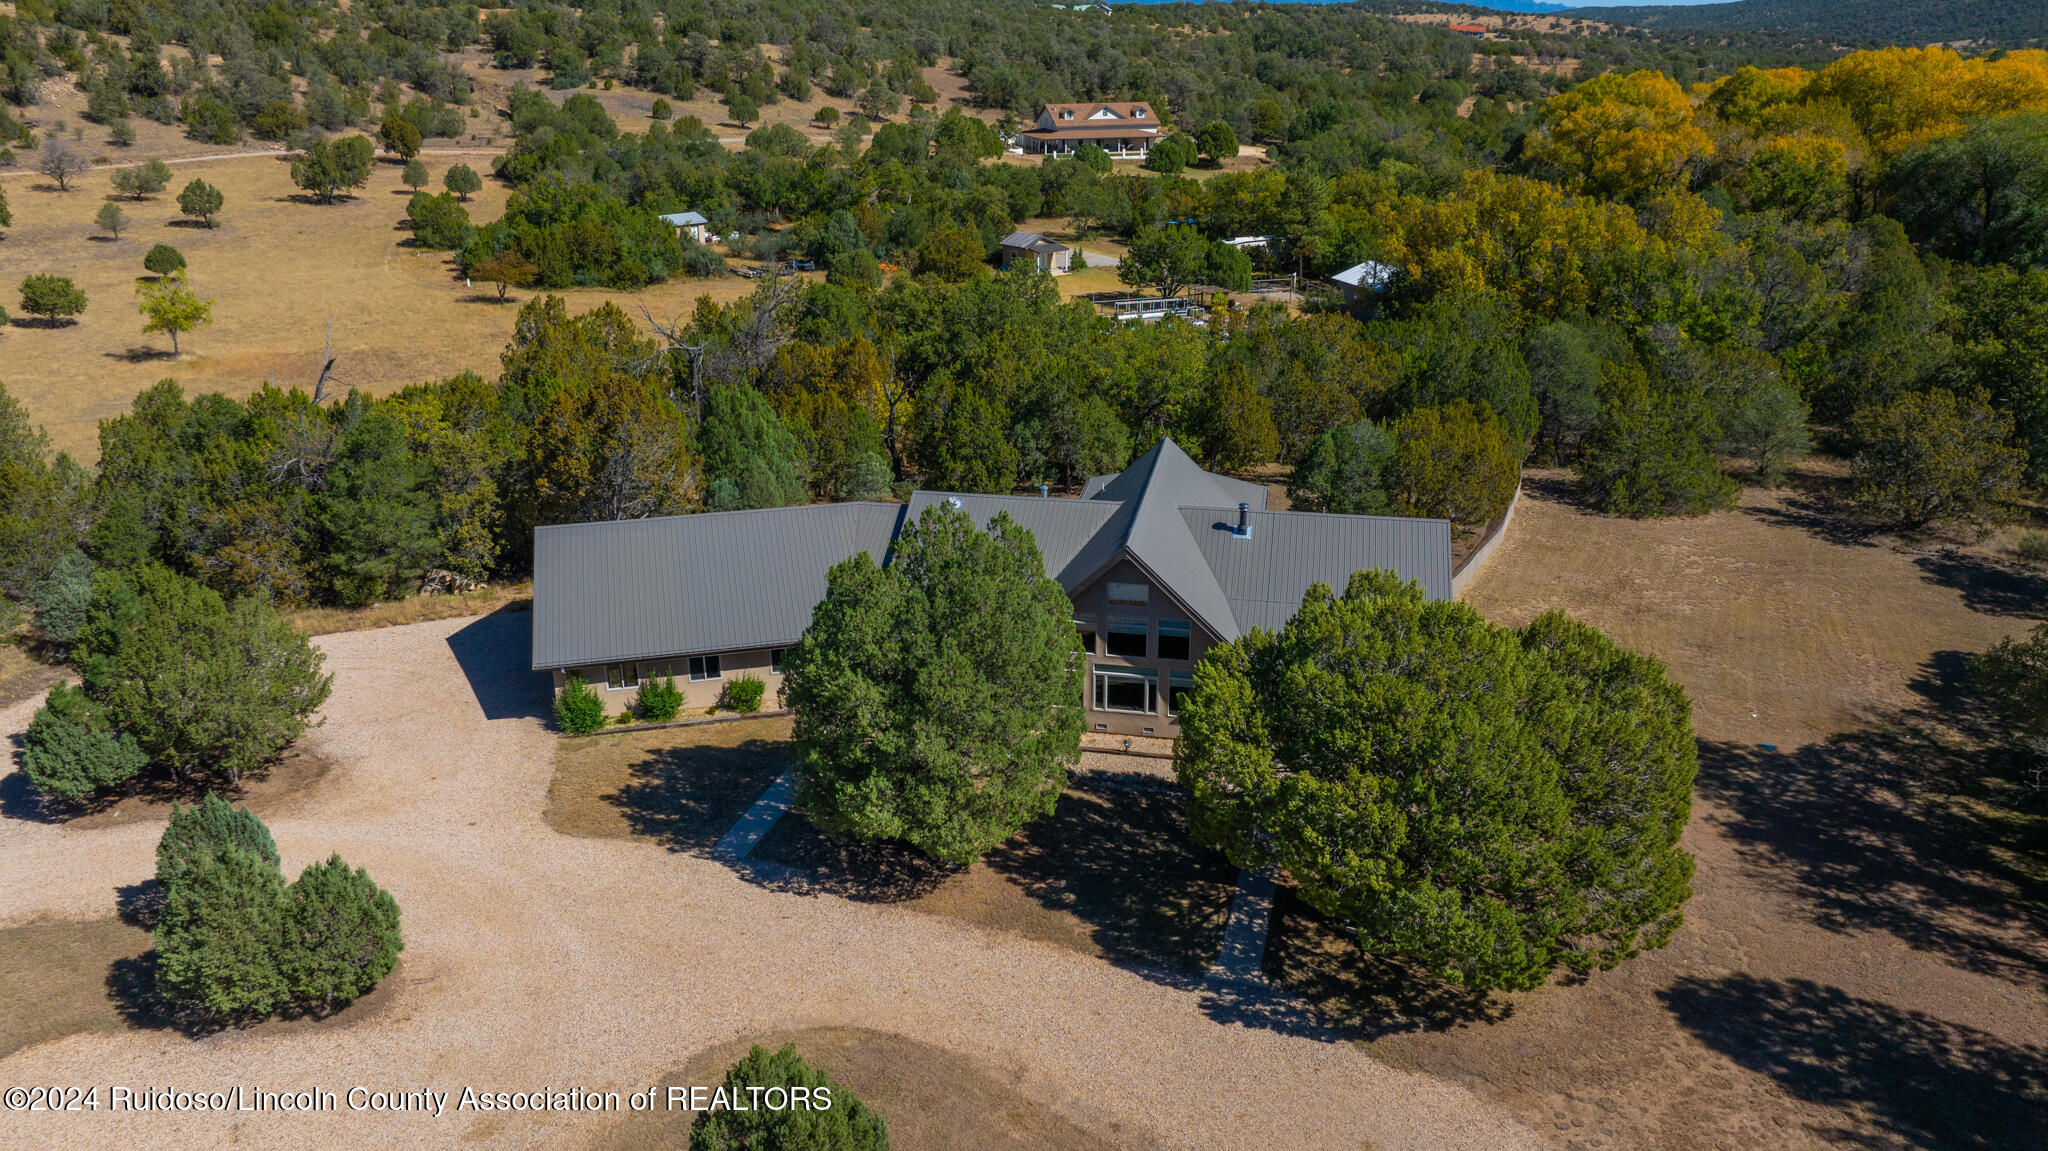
[37,139,89,191]
[312,318,342,405]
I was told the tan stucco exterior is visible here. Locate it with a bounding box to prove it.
[551,646,787,717]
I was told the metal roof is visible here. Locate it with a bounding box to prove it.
[531,437,1452,669]
[999,232,1070,255]
[1182,506,1452,635]
[530,502,903,670]
[1331,261,1397,289]
[658,211,709,226]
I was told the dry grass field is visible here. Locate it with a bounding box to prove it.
[0,155,771,460]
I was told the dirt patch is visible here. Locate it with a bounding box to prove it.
[547,715,793,849]
[753,777,1237,975]
[594,1026,1147,1151]
[0,643,68,711]
[22,747,337,832]
[0,916,152,1060]
[286,583,531,636]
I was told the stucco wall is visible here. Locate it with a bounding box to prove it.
[552,647,785,716]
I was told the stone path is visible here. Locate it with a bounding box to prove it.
[713,770,793,860]
[1208,868,1279,986]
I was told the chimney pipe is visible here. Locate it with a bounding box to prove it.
[1235,502,1251,538]
[1040,484,1050,499]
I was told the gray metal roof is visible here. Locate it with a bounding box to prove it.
[658,211,709,226]
[531,437,1451,669]
[1182,506,1452,635]
[530,502,903,670]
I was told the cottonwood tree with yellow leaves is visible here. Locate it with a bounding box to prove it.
[1523,70,1713,204]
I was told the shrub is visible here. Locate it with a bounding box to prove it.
[1975,623,2047,765]
[555,675,607,733]
[20,683,147,800]
[153,846,289,1017]
[280,855,404,1007]
[2015,529,2048,566]
[650,98,672,120]
[719,674,766,714]
[634,674,683,723]
[442,163,482,202]
[157,792,280,890]
[143,243,186,277]
[178,178,223,226]
[689,1044,889,1151]
[401,158,429,191]
[407,190,473,250]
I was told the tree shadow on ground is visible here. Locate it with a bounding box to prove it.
[978,775,1240,974]
[0,748,302,826]
[747,813,959,902]
[103,346,176,363]
[116,880,164,929]
[1255,883,1513,1040]
[1694,654,2048,989]
[1661,974,2048,1151]
[1740,468,1878,548]
[1517,468,1602,513]
[1913,551,2048,620]
[609,738,791,854]
[104,952,231,1038]
[445,612,550,721]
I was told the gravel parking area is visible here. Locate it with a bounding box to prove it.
[0,612,1539,1150]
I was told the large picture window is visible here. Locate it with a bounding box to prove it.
[1106,617,1148,658]
[1167,671,1195,716]
[1157,618,1192,661]
[1106,581,1149,606]
[1093,668,1158,714]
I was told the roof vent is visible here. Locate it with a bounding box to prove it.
[1040,484,1050,499]
[944,496,963,510]
[1233,502,1253,540]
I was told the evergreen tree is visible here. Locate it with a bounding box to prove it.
[1851,387,2025,533]
[19,683,147,800]
[782,506,1083,865]
[280,855,403,1007]
[1386,401,1519,529]
[699,384,808,511]
[153,847,289,1017]
[442,164,483,202]
[177,179,224,227]
[401,158,429,192]
[1288,420,1396,514]
[1577,370,1737,517]
[142,243,186,277]
[690,1045,889,1151]
[555,675,606,734]
[312,405,438,605]
[156,792,280,890]
[29,547,95,646]
[1176,571,1697,992]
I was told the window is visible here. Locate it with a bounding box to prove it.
[688,655,722,681]
[1167,671,1195,716]
[605,663,638,690]
[1074,616,1096,655]
[1093,668,1157,714]
[769,649,786,675]
[1133,108,1146,118]
[1157,619,1192,661]
[1106,617,1148,658]
[1106,581,1149,606]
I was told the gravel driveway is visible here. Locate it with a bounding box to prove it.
[0,613,1540,1149]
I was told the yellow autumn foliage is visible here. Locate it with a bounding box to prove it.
[1523,70,1713,203]
[1374,169,1723,319]
[1802,46,2048,157]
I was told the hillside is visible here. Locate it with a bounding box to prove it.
[1575,0,2048,48]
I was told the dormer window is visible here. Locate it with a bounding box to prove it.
[1133,108,1145,118]
[1060,109,1073,120]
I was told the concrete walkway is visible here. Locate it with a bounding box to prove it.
[1208,867,1279,985]
[714,770,794,860]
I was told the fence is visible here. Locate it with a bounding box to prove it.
[1248,275,1298,294]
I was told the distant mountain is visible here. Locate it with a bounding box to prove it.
[1462,0,1573,13]
[1570,0,2048,47]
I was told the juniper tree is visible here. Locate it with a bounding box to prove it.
[690,1045,889,1151]
[280,855,404,1007]
[156,792,280,890]
[19,683,147,800]
[153,846,290,1017]
[782,506,1083,865]
[1175,571,1698,992]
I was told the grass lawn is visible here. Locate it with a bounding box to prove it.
[0,917,152,1060]
[547,716,795,851]
[598,1026,1148,1151]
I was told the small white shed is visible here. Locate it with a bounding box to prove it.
[659,210,710,244]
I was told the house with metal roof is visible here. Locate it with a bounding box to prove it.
[657,210,710,244]
[998,231,1074,274]
[1018,102,1161,157]
[1330,260,1398,305]
[531,438,1450,734]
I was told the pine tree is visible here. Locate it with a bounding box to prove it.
[699,384,807,511]
[280,855,404,1007]
[690,1045,889,1150]
[20,683,147,800]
